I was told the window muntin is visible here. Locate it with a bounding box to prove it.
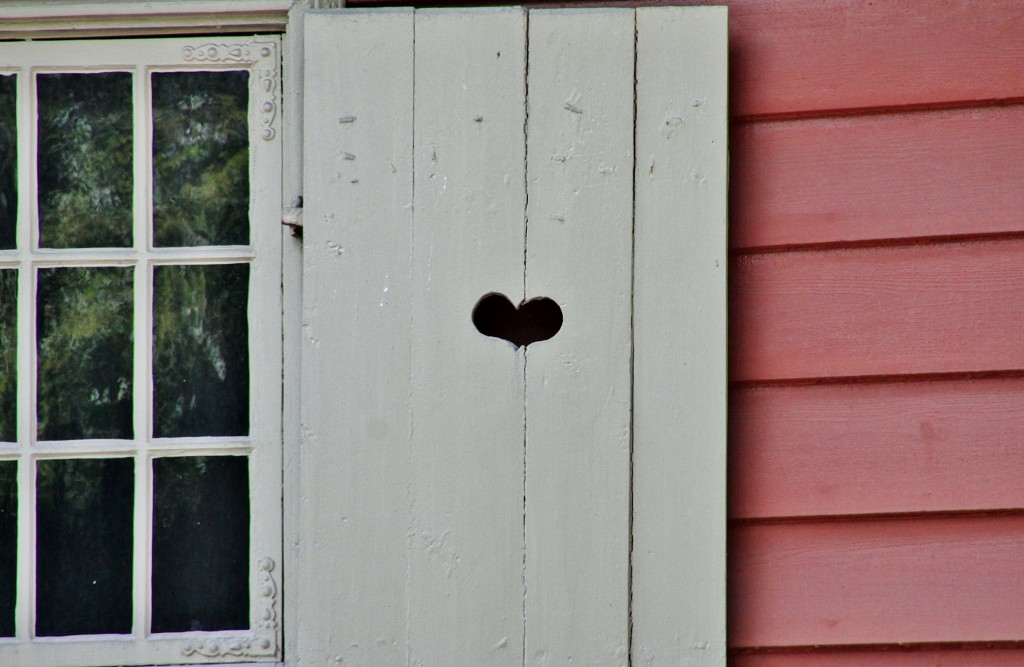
[0,36,281,666]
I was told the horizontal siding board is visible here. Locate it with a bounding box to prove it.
[730,378,1024,518]
[729,515,1024,647]
[730,239,1024,381]
[723,0,1024,117]
[346,0,1024,118]
[731,105,1024,249]
[732,648,1024,666]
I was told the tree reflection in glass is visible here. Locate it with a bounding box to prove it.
[36,457,133,636]
[154,264,248,437]
[0,74,15,250]
[152,455,249,632]
[0,270,15,442]
[153,71,249,247]
[37,73,132,248]
[37,267,133,441]
[0,460,15,638]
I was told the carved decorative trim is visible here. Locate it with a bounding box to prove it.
[181,557,279,659]
[182,43,249,63]
[182,41,279,141]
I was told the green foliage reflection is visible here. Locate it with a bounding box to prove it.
[154,264,248,437]
[37,73,133,248]
[153,71,249,247]
[37,267,133,440]
[0,271,15,442]
[0,74,16,250]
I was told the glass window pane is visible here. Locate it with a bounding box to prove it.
[0,74,15,250]
[152,456,249,633]
[0,270,14,442]
[153,71,249,247]
[153,264,248,438]
[37,267,133,440]
[37,72,132,248]
[0,460,15,638]
[36,458,133,637]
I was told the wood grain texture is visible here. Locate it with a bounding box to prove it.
[409,9,527,665]
[524,9,634,665]
[730,515,1024,647]
[732,647,1024,667]
[731,105,1024,249]
[632,6,728,665]
[731,378,1024,519]
[299,10,414,665]
[731,239,1024,381]
[344,0,1024,118]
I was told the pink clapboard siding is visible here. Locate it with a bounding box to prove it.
[731,239,1024,381]
[665,0,1024,659]
[344,0,1024,661]
[722,0,1024,117]
[732,647,1024,667]
[730,377,1024,519]
[730,105,1024,249]
[729,515,1024,647]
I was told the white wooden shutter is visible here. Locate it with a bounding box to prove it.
[298,7,727,665]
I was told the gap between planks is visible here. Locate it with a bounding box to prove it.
[730,639,1024,656]
[730,230,1024,258]
[729,507,1024,528]
[733,95,1024,124]
[729,367,1024,390]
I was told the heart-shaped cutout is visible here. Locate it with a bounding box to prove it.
[472,293,563,348]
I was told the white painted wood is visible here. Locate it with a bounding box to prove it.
[0,0,291,17]
[13,65,33,645]
[280,2,307,664]
[298,7,726,667]
[245,34,285,641]
[408,9,528,665]
[299,10,414,666]
[131,64,153,641]
[524,10,635,666]
[0,1,292,40]
[633,7,728,666]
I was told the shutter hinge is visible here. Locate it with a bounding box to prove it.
[282,196,303,238]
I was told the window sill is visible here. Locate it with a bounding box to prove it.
[0,1,293,39]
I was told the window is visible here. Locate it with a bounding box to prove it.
[0,36,282,667]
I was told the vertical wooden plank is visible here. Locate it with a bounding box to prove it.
[299,10,413,665]
[633,6,728,666]
[409,9,527,665]
[280,2,305,662]
[525,9,634,665]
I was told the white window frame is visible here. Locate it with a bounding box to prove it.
[0,4,293,665]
